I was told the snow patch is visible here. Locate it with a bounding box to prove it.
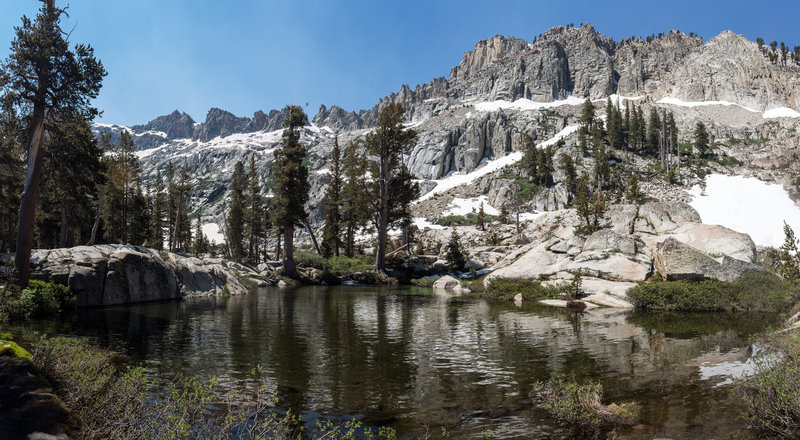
[763,107,800,119]
[687,174,800,248]
[657,97,758,113]
[474,96,585,112]
[444,196,501,216]
[201,223,225,244]
[413,217,445,230]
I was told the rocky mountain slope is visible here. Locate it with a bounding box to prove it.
[92,24,800,251]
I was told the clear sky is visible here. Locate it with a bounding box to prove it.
[1,0,799,126]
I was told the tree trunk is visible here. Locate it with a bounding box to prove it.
[15,112,46,286]
[304,218,321,255]
[375,155,389,273]
[59,202,69,248]
[281,226,298,279]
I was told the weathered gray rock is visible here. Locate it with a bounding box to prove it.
[20,245,254,306]
[582,229,637,255]
[653,237,765,282]
[635,201,702,235]
[432,275,461,290]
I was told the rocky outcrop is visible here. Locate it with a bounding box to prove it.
[193,108,251,142]
[432,275,461,290]
[479,201,772,308]
[653,238,766,281]
[132,110,196,139]
[11,245,257,307]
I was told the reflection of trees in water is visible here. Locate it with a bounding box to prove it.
[269,289,311,414]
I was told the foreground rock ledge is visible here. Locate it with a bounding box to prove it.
[2,245,258,307]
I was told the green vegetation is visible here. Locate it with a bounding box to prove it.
[0,280,73,322]
[435,213,499,227]
[0,332,32,362]
[534,375,639,431]
[735,331,800,439]
[411,276,438,287]
[484,277,563,301]
[443,229,467,270]
[32,336,402,440]
[327,255,374,275]
[627,272,797,312]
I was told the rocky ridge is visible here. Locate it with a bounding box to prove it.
[90,25,800,257]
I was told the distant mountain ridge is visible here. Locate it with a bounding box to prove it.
[89,24,800,232]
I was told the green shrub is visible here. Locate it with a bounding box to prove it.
[435,213,499,227]
[327,255,374,275]
[411,276,438,287]
[534,375,639,431]
[735,331,800,439]
[294,250,330,270]
[0,280,72,322]
[627,272,796,312]
[484,277,561,301]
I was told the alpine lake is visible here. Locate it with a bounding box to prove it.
[5,286,780,439]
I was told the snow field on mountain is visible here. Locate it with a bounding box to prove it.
[687,174,800,248]
[657,97,759,112]
[444,196,500,216]
[763,107,800,118]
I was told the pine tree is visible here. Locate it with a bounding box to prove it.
[192,217,207,256]
[129,182,150,246]
[36,114,105,248]
[364,103,418,273]
[499,203,509,224]
[778,222,800,283]
[271,105,310,279]
[559,153,577,199]
[341,139,369,257]
[574,174,592,228]
[627,172,641,204]
[477,202,486,231]
[149,169,166,250]
[578,98,595,156]
[172,165,192,252]
[321,137,343,258]
[165,163,175,251]
[3,0,106,284]
[226,161,245,262]
[244,154,263,262]
[694,121,711,159]
[646,108,661,157]
[444,228,467,270]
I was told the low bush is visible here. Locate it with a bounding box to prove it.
[534,375,639,432]
[735,331,800,439]
[627,272,796,312]
[327,255,374,275]
[0,280,73,322]
[435,213,499,227]
[294,250,330,270]
[484,277,562,301]
[411,276,438,287]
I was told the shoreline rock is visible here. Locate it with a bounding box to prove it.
[2,245,263,307]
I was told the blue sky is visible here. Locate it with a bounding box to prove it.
[1,0,799,126]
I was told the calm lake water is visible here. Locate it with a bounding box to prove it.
[4,286,781,439]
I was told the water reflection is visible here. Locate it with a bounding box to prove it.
[4,286,778,439]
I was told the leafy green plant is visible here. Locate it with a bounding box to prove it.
[484,277,562,301]
[735,331,800,439]
[0,280,72,322]
[534,375,639,431]
[627,272,796,312]
[327,255,374,275]
[294,250,330,270]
